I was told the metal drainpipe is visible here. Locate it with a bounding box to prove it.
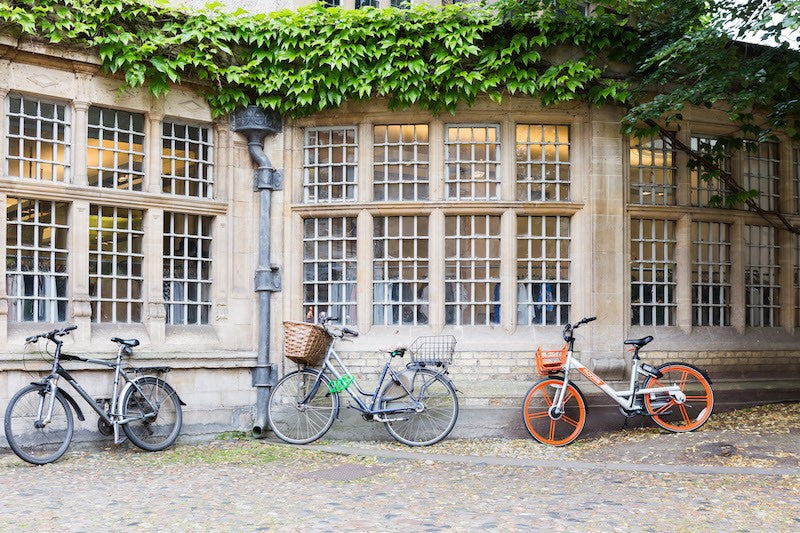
[230,106,283,437]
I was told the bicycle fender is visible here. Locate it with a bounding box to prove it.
[28,383,86,422]
[124,376,187,406]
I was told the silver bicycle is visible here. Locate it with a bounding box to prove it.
[4,325,184,464]
[267,315,459,446]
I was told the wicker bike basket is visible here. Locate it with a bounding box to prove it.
[283,321,332,366]
[535,345,568,375]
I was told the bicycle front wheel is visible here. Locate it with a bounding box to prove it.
[522,378,586,446]
[267,369,338,444]
[380,368,459,446]
[121,376,183,451]
[4,384,74,465]
[643,362,713,432]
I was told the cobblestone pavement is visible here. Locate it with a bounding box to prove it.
[1,403,799,532]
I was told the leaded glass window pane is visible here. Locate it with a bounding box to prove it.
[89,206,144,322]
[445,215,501,325]
[87,107,145,191]
[516,215,570,325]
[6,95,71,182]
[373,216,429,326]
[6,198,69,322]
[631,219,676,326]
[303,217,357,325]
[163,213,213,325]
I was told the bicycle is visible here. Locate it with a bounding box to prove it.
[267,315,459,446]
[522,316,714,446]
[3,325,184,464]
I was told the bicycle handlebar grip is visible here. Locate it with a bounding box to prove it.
[63,325,78,332]
[25,334,39,343]
[585,316,597,323]
[341,327,359,337]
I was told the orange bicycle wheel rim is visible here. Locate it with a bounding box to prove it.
[523,379,586,446]
[644,364,713,432]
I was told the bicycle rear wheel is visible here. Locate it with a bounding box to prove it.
[267,369,338,444]
[380,368,458,446]
[121,376,183,451]
[522,378,586,446]
[643,362,713,432]
[4,384,74,464]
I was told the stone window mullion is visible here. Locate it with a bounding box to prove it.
[72,101,89,186]
[428,209,446,332]
[143,209,165,342]
[500,209,515,332]
[675,214,692,333]
[428,119,445,201]
[357,210,372,333]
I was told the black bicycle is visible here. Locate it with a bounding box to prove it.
[4,325,184,464]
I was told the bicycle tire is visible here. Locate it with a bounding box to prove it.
[267,369,338,444]
[643,362,713,432]
[121,376,183,451]
[522,378,587,446]
[379,368,459,446]
[4,384,74,465]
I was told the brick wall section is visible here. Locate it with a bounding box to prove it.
[330,349,800,387]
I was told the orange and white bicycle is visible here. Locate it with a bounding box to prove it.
[522,316,714,446]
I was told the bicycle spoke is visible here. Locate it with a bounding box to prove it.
[562,415,580,428]
[527,410,550,419]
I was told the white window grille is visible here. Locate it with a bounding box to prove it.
[445,125,500,200]
[390,0,411,7]
[87,107,145,191]
[691,222,731,326]
[163,213,213,325]
[745,225,780,327]
[515,125,570,201]
[356,0,378,6]
[742,141,780,211]
[373,124,429,201]
[629,136,676,205]
[373,216,429,326]
[303,127,357,203]
[445,215,501,325]
[631,218,676,326]
[6,95,71,182]
[303,217,357,324]
[5,198,69,322]
[690,136,731,207]
[161,121,214,198]
[516,215,570,325]
[89,206,144,323]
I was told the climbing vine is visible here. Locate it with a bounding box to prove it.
[0,0,639,118]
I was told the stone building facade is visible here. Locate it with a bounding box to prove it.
[1,10,799,443]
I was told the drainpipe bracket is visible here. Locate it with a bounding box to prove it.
[252,363,278,388]
[255,265,282,292]
[254,167,283,191]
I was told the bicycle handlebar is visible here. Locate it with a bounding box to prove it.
[25,325,77,344]
[562,316,597,342]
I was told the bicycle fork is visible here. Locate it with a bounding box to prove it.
[35,376,61,428]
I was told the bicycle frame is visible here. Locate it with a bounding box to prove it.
[304,344,439,419]
[552,339,683,413]
[37,341,163,444]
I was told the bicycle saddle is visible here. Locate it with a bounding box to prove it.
[623,336,653,348]
[111,337,140,347]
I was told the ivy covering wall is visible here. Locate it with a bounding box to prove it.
[0,0,639,117]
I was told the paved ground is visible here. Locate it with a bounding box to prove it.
[0,403,798,531]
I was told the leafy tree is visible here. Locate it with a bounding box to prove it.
[619,0,800,231]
